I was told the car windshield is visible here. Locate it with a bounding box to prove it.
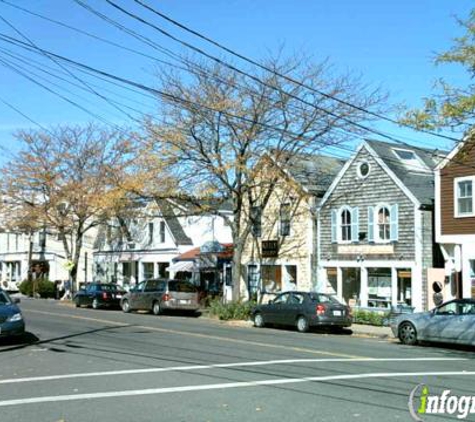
[0,291,12,305]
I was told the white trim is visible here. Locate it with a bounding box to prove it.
[414,207,423,310]
[435,135,467,171]
[321,260,415,268]
[356,160,371,179]
[319,142,421,210]
[373,203,392,244]
[453,176,475,218]
[319,144,364,208]
[435,169,442,242]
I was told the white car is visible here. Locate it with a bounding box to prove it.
[391,299,475,346]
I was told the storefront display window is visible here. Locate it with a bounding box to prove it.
[261,265,282,293]
[342,267,360,306]
[368,268,391,308]
[397,269,412,306]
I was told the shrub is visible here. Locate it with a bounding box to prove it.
[352,309,391,327]
[208,299,255,321]
[19,278,56,299]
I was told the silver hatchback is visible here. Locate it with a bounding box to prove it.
[120,279,200,315]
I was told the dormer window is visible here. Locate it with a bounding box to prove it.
[392,148,429,172]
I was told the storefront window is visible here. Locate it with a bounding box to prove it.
[470,260,475,299]
[261,265,282,293]
[368,268,391,308]
[247,265,260,296]
[326,268,337,295]
[143,263,154,280]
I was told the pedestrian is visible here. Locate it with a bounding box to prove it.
[61,279,71,300]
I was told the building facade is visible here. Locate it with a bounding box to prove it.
[0,228,95,291]
[240,153,344,301]
[93,199,232,289]
[318,140,444,311]
[435,132,475,300]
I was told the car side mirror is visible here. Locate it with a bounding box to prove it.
[13,297,20,304]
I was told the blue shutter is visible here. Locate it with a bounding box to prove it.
[367,206,374,242]
[331,209,337,243]
[390,204,399,242]
[351,207,359,243]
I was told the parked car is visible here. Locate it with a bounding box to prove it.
[252,291,352,333]
[0,289,25,338]
[74,283,126,309]
[120,279,200,315]
[391,299,475,346]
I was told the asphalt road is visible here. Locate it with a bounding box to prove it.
[1,299,474,422]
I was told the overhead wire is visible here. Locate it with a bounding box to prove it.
[131,0,460,143]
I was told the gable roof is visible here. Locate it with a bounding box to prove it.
[435,129,473,171]
[156,200,193,246]
[272,152,345,196]
[364,140,446,205]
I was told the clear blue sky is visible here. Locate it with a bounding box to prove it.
[0,0,473,161]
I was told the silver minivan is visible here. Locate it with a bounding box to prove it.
[120,279,200,315]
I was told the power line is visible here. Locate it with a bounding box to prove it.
[98,0,462,163]
[132,0,460,144]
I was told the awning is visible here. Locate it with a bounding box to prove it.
[166,261,196,273]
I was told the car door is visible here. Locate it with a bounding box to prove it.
[142,280,159,310]
[128,282,146,310]
[423,301,459,342]
[454,301,475,345]
[84,284,97,307]
[284,293,305,324]
[265,293,290,325]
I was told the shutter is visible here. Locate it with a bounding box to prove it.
[390,204,399,242]
[351,207,359,243]
[367,206,374,242]
[331,209,337,243]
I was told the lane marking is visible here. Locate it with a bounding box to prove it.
[25,309,366,359]
[0,357,465,385]
[0,370,474,407]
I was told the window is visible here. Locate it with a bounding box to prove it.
[331,207,359,243]
[143,262,154,280]
[250,206,262,237]
[148,223,154,245]
[368,204,398,243]
[280,203,291,236]
[341,209,351,241]
[455,177,475,217]
[261,265,282,293]
[159,221,166,243]
[377,207,390,241]
[357,161,370,179]
[247,264,260,295]
[392,148,429,172]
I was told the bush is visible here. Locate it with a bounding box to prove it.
[352,309,391,327]
[208,299,255,321]
[19,278,56,299]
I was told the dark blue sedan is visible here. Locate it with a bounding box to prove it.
[0,289,25,338]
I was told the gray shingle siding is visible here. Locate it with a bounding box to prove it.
[320,147,416,260]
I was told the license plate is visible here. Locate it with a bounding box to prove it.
[179,300,190,304]
[333,310,342,316]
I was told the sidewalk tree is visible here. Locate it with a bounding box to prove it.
[401,8,475,132]
[141,54,387,300]
[0,124,136,288]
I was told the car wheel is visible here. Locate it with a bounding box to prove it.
[74,298,80,308]
[296,316,309,333]
[399,322,417,345]
[254,313,265,328]
[121,299,131,313]
[92,298,100,310]
[152,301,161,316]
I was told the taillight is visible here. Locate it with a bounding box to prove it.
[316,304,326,316]
[102,292,108,299]
[162,293,171,301]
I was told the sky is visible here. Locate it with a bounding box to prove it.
[0,0,473,162]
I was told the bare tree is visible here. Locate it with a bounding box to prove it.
[141,54,387,300]
[0,124,136,288]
